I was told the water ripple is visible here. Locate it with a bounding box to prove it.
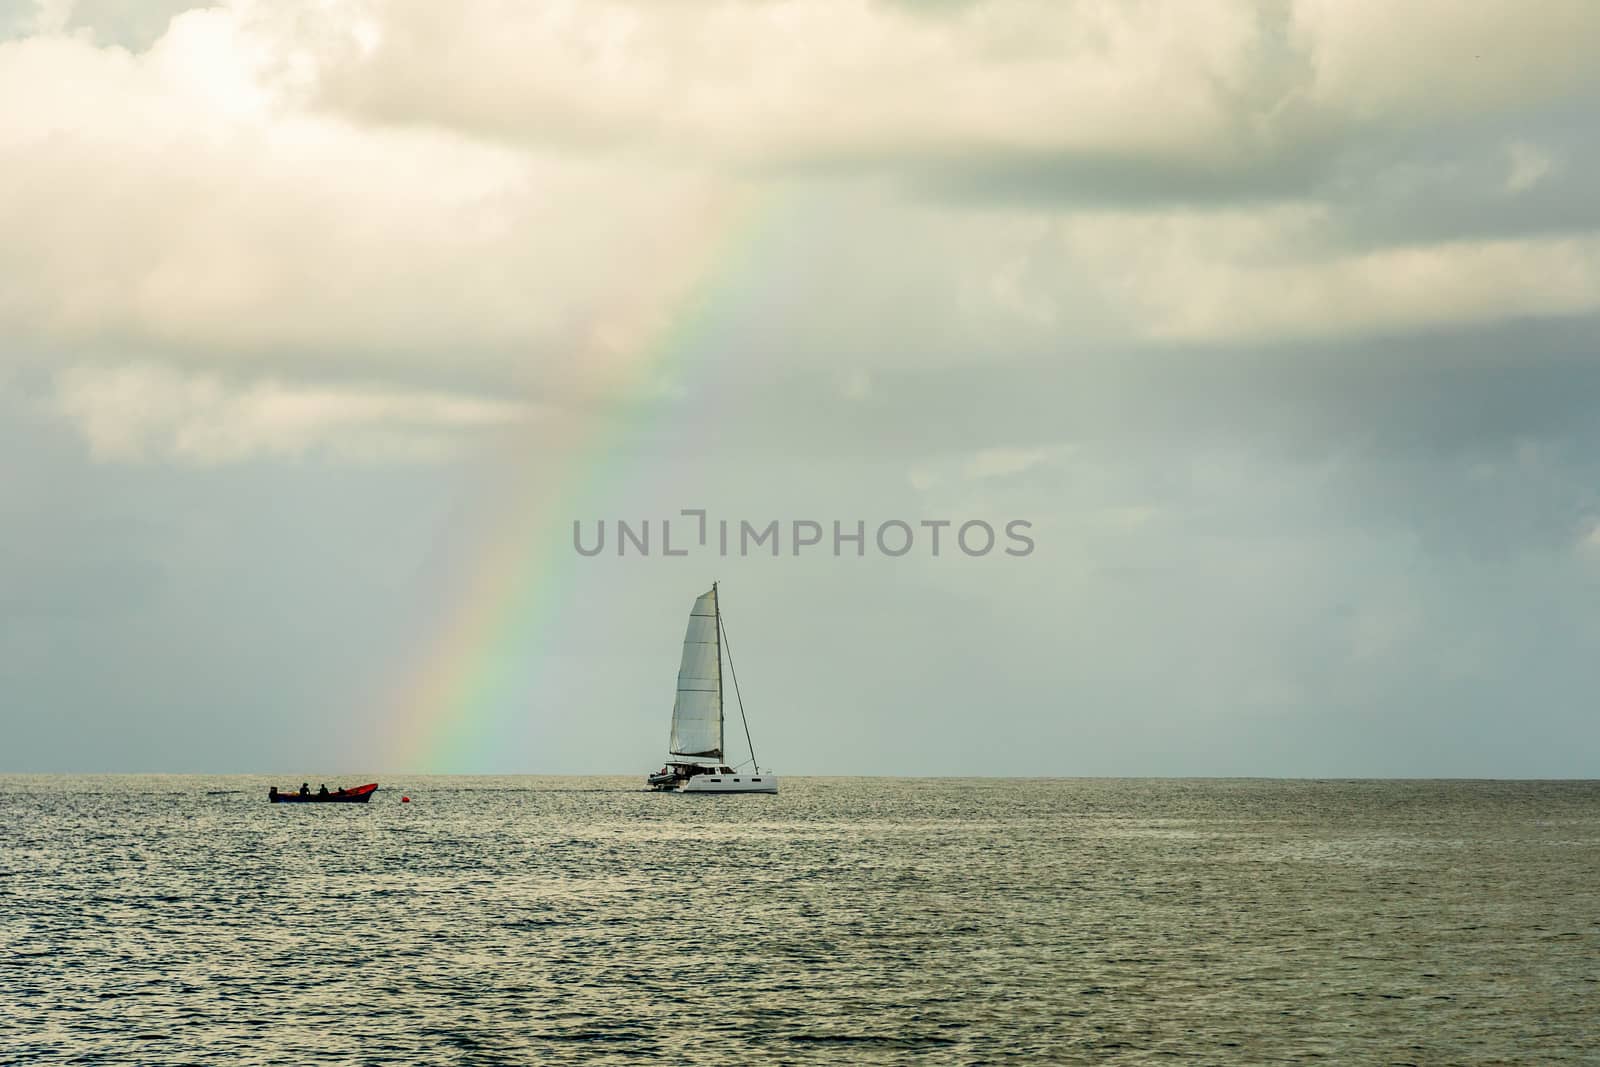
[1,776,1597,1064]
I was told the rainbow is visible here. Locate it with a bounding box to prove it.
[373,186,777,772]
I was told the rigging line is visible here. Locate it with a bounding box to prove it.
[718,605,759,772]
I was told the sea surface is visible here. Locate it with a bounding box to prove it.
[2,777,1597,1065]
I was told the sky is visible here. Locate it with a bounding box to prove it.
[2,0,1599,776]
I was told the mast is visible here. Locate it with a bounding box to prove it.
[719,588,759,772]
[713,580,724,759]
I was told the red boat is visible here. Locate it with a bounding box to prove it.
[269,783,378,804]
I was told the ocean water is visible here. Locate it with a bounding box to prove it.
[2,777,1597,1065]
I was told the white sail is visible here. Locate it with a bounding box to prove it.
[668,587,722,758]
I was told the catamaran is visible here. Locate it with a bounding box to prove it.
[646,582,777,794]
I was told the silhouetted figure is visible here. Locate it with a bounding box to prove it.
[318,783,329,796]
[269,785,278,799]
[300,782,309,797]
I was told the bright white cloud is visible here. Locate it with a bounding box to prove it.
[302,0,1600,167]
[0,12,731,370]
[303,0,1273,166]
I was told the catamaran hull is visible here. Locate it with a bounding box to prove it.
[677,774,777,794]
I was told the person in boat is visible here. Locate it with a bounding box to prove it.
[269,785,278,799]
[318,783,329,796]
[300,782,310,797]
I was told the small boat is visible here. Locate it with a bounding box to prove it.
[268,783,378,804]
[646,582,777,794]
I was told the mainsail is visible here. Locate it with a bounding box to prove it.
[668,586,722,758]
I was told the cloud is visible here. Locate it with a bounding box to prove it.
[900,443,1072,499]
[1164,234,1600,343]
[53,364,531,463]
[963,446,1053,481]
[297,1,1600,177]
[302,0,1276,168]
[1579,520,1600,556]
[837,368,873,402]
[2,0,1598,469]
[1505,141,1555,194]
[1290,0,1600,123]
[0,13,732,378]
[1043,208,1600,342]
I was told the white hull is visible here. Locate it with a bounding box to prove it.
[678,772,777,794]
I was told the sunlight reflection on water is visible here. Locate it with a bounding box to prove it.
[3,776,1597,1064]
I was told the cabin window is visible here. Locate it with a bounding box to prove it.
[733,779,741,782]
[752,778,761,782]
[709,778,721,782]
